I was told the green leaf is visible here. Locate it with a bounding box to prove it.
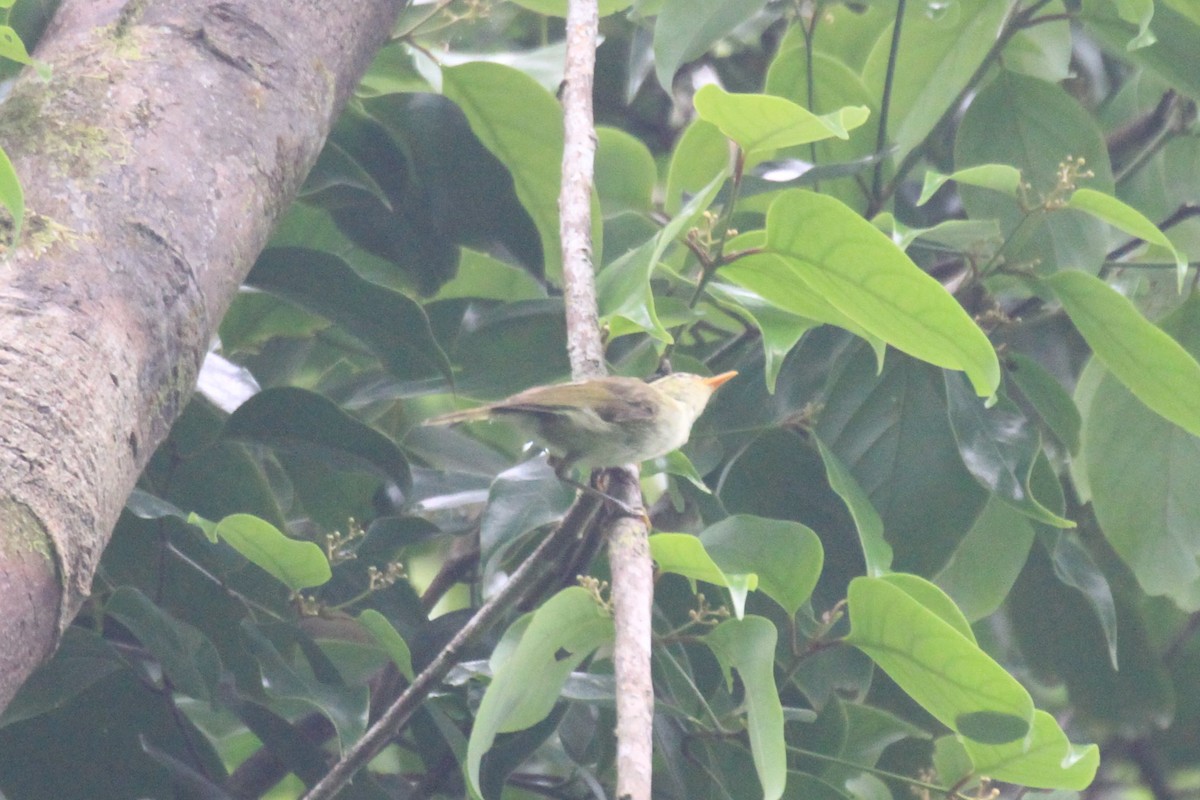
[240,622,368,753]
[944,374,1074,527]
[432,248,547,302]
[916,164,1023,206]
[846,576,1034,744]
[721,252,886,362]
[765,190,1000,397]
[877,573,975,643]
[1067,187,1188,289]
[693,84,870,156]
[479,458,574,579]
[813,435,892,577]
[105,588,222,705]
[817,351,988,576]
[598,170,726,343]
[653,0,771,91]
[1009,543,1175,733]
[225,386,412,492]
[1005,353,1081,455]
[1047,270,1200,438]
[210,514,332,591]
[0,145,23,247]
[699,515,823,618]
[862,0,1009,161]
[1044,529,1119,669]
[466,587,614,797]
[442,62,564,281]
[247,247,452,383]
[955,71,1114,275]
[595,126,656,215]
[356,610,414,681]
[704,617,787,800]
[934,498,1035,622]
[664,119,729,215]
[960,710,1099,790]
[706,283,816,393]
[0,629,123,727]
[1083,1,1200,99]
[1081,293,1200,608]
[649,533,757,618]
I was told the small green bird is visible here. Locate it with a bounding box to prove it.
[424,371,737,480]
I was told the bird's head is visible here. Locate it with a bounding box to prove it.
[651,371,737,418]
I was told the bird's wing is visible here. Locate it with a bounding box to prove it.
[497,378,658,423]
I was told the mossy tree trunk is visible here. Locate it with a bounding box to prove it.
[0,0,402,712]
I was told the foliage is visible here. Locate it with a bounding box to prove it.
[3,1,1200,799]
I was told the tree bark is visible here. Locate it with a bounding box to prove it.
[0,0,403,713]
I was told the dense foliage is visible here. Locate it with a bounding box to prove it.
[2,1,1200,799]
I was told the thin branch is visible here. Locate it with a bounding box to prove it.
[869,0,1053,215]
[1106,202,1200,261]
[871,0,906,202]
[300,507,587,800]
[560,0,604,380]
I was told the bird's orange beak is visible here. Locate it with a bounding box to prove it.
[704,371,738,389]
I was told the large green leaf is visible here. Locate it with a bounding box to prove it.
[1005,352,1081,456]
[653,0,771,90]
[862,0,1008,161]
[704,617,787,800]
[0,629,123,728]
[1009,543,1175,733]
[247,247,452,383]
[239,622,368,754]
[934,498,1035,622]
[936,710,1098,790]
[846,576,1034,744]
[817,350,988,576]
[721,251,885,360]
[1081,293,1200,608]
[764,191,999,396]
[595,126,657,216]
[225,386,411,492]
[699,515,824,618]
[1048,270,1200,438]
[466,587,614,797]
[693,84,869,157]
[650,533,757,619]
[442,62,564,281]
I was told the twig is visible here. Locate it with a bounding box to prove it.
[871,0,906,202]
[299,510,584,799]
[559,1,654,797]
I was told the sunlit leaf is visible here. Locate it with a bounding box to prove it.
[765,190,1000,397]
[1048,270,1200,437]
[846,576,1033,744]
[694,84,869,156]
[210,514,332,591]
[466,588,613,797]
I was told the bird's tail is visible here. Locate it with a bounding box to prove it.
[423,405,493,426]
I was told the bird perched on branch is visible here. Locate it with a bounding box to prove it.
[424,371,737,511]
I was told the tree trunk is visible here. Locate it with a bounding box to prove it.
[0,0,403,713]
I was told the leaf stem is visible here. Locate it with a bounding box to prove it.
[869,0,1055,216]
[786,744,977,800]
[871,0,906,202]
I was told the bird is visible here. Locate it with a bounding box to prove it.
[423,371,737,512]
